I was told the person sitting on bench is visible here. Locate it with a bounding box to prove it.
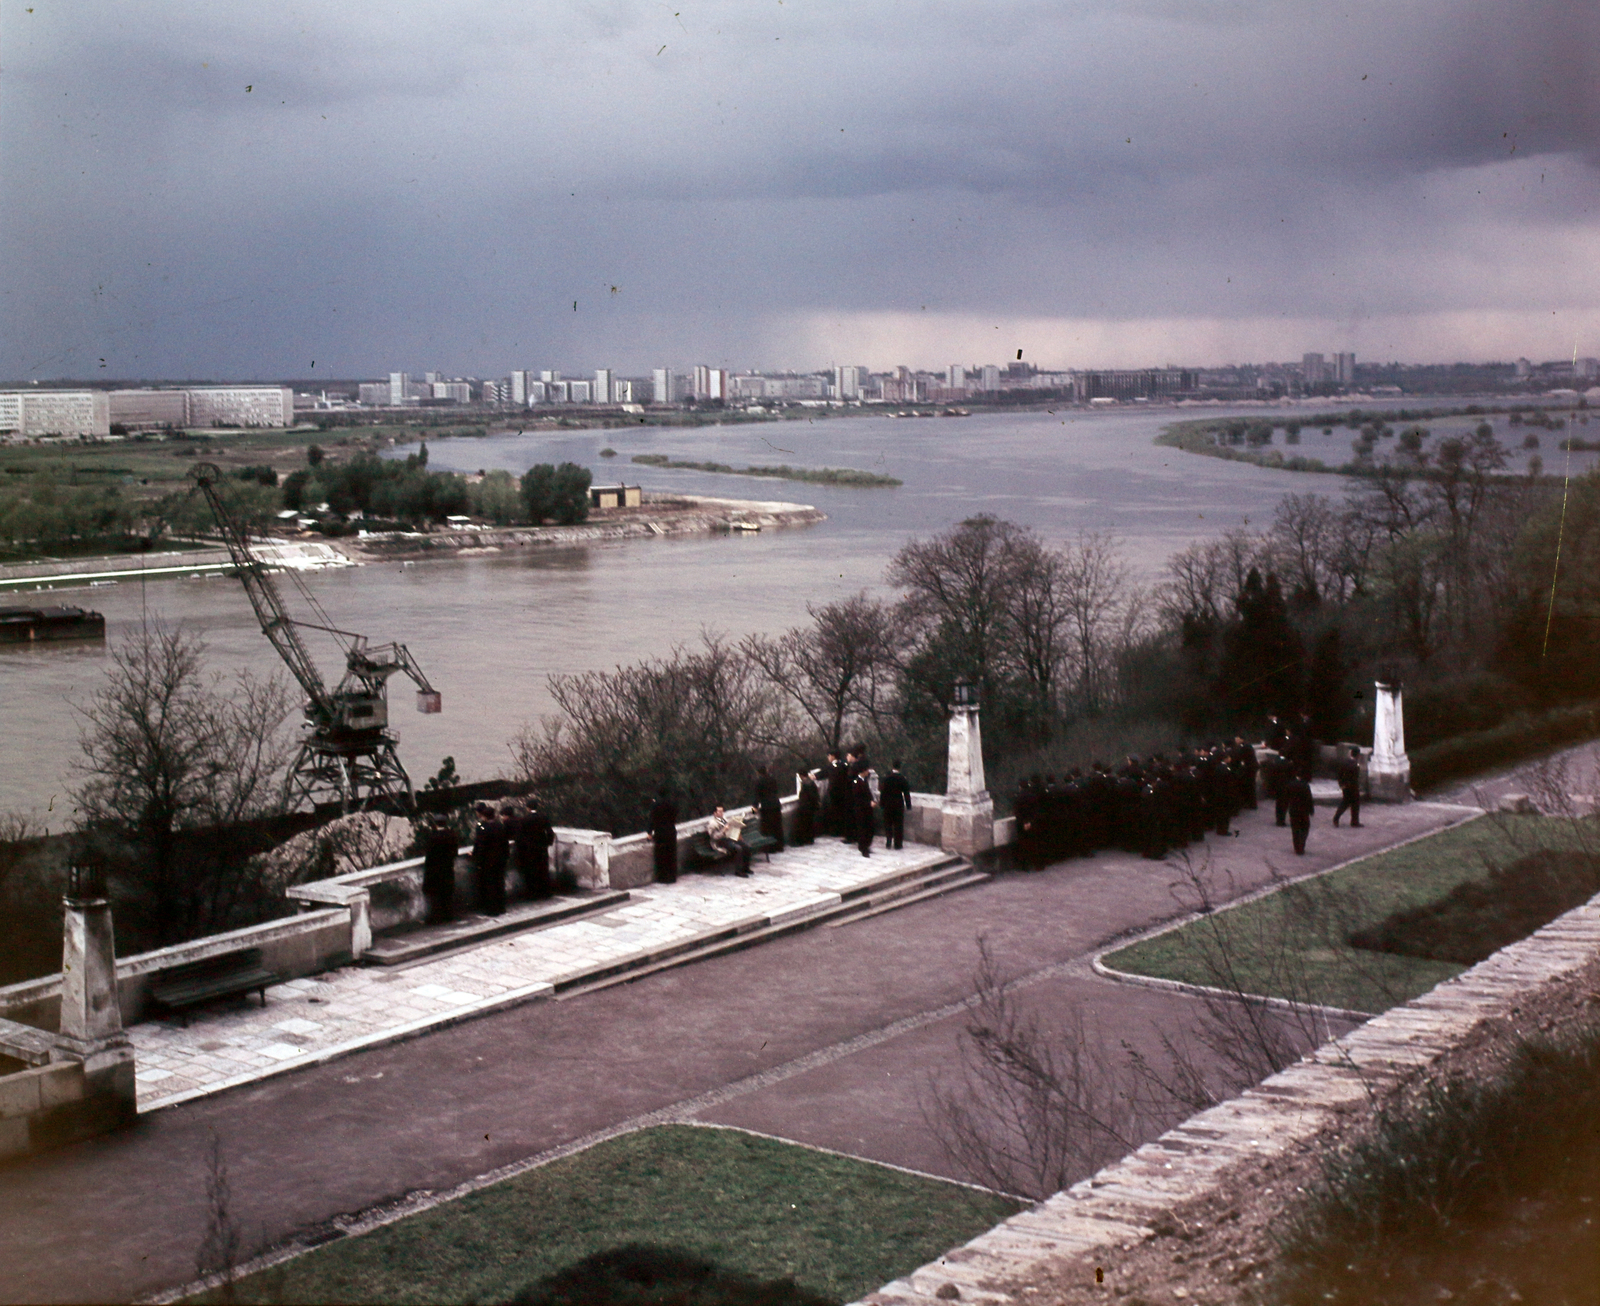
[706,805,752,877]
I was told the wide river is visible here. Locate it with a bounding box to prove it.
[3,401,1573,822]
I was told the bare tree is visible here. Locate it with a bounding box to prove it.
[926,940,1142,1200]
[1057,530,1131,713]
[195,1133,243,1297]
[511,632,789,831]
[740,594,896,754]
[70,626,295,944]
[887,515,1030,704]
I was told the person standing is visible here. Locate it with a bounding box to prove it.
[793,770,819,846]
[515,798,556,899]
[472,803,510,915]
[649,788,679,883]
[420,815,458,924]
[822,751,849,839]
[1332,747,1363,828]
[754,764,785,851]
[1285,773,1315,856]
[852,759,878,857]
[880,759,912,850]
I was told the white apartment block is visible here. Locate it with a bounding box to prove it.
[432,382,472,403]
[187,386,294,427]
[510,370,533,405]
[0,390,111,438]
[107,389,190,428]
[652,368,678,403]
[593,368,613,404]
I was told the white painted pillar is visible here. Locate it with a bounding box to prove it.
[941,701,995,856]
[1369,681,1412,802]
[53,877,136,1116]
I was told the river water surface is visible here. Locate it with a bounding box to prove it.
[3,403,1567,821]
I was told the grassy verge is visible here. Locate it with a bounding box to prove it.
[1101,814,1593,1014]
[195,1125,1022,1305]
[1411,701,1600,791]
[629,454,901,487]
[1266,1022,1600,1305]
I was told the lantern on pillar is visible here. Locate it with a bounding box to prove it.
[953,678,979,709]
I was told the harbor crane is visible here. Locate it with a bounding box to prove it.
[189,462,441,813]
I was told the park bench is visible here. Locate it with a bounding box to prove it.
[685,824,780,872]
[148,947,279,1026]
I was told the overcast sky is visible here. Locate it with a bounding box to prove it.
[3,0,1596,380]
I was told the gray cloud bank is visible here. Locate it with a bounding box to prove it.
[2,0,1596,378]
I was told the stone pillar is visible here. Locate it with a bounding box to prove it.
[52,876,136,1121]
[1369,681,1412,802]
[941,699,994,857]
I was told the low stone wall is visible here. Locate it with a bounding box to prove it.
[0,1057,134,1161]
[0,908,351,1032]
[860,886,1600,1303]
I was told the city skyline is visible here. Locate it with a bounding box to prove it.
[3,2,1595,380]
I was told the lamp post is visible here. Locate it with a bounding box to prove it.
[941,678,994,856]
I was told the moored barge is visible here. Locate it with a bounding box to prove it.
[0,605,107,644]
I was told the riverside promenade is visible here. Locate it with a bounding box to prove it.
[0,799,1473,1304]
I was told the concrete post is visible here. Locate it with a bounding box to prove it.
[941,701,994,857]
[53,886,136,1121]
[1369,681,1412,802]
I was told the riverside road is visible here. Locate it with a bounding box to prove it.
[0,798,1477,1304]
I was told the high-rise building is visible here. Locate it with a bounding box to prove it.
[835,365,864,399]
[652,368,677,403]
[432,382,471,403]
[1302,353,1327,385]
[389,372,409,406]
[547,381,570,403]
[569,380,592,403]
[510,370,533,405]
[1577,357,1600,380]
[1335,352,1356,385]
[540,370,562,384]
[691,365,727,400]
[981,365,1000,392]
[593,368,613,404]
[0,390,111,437]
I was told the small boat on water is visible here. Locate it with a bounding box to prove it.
[0,604,107,645]
[726,520,762,533]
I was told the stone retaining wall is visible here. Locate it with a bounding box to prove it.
[859,887,1600,1304]
[0,1057,134,1161]
[0,908,351,1032]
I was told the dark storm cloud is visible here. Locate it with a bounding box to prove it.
[1,0,1595,377]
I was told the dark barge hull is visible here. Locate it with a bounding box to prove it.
[0,606,107,644]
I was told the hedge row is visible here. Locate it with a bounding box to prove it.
[1410,701,1600,792]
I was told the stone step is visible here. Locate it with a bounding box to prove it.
[555,858,984,998]
[360,890,631,967]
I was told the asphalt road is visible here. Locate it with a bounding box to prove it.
[0,801,1468,1303]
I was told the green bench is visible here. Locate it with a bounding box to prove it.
[148,947,279,1026]
[686,823,780,872]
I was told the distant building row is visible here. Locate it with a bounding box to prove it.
[0,387,294,438]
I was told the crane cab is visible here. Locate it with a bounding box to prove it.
[336,692,389,733]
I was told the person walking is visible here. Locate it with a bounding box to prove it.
[754,764,785,851]
[1285,774,1315,856]
[649,788,679,883]
[1332,747,1363,828]
[471,803,510,915]
[880,760,912,850]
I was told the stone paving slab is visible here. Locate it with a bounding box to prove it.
[132,842,954,1111]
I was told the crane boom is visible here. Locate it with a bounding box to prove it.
[187,462,442,812]
[190,463,334,718]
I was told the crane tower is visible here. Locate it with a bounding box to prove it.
[189,463,441,813]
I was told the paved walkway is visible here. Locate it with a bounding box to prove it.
[0,799,1475,1304]
[132,841,952,1111]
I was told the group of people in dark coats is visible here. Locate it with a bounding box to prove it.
[814,749,912,857]
[420,799,557,925]
[1014,738,1260,869]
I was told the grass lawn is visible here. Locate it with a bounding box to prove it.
[1102,814,1593,1014]
[195,1125,1022,1305]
